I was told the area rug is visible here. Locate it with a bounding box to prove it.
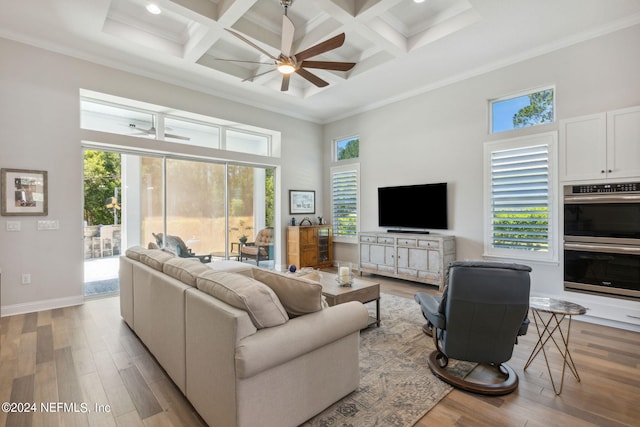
[302,293,474,427]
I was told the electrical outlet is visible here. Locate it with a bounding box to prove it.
[21,273,31,285]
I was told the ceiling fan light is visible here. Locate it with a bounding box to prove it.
[277,63,296,74]
[146,3,162,15]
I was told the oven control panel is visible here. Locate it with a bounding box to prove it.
[569,182,640,194]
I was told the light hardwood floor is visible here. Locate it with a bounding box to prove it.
[1,275,639,427]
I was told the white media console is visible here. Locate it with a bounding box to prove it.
[358,231,456,292]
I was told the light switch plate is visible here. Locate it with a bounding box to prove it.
[37,220,59,230]
[6,220,21,231]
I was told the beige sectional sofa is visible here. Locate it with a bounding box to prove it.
[119,247,368,427]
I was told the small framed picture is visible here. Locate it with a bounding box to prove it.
[1,168,48,216]
[289,190,315,214]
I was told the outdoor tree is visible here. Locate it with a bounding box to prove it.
[84,150,121,225]
[337,138,359,160]
[512,89,554,128]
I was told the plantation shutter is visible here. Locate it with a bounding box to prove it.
[332,167,358,238]
[490,144,549,252]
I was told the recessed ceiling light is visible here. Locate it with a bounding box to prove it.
[146,3,162,15]
[414,0,426,3]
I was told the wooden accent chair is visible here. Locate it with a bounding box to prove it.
[152,232,212,263]
[239,227,274,267]
[414,261,531,395]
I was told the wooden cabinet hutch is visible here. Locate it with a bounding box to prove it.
[286,225,332,269]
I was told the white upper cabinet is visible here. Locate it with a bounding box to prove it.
[560,106,640,181]
[607,106,640,180]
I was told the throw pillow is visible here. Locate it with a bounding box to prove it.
[251,269,323,317]
[196,271,288,329]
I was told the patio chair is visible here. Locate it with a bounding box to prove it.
[239,227,274,267]
[152,232,212,263]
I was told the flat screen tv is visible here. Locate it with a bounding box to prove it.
[378,183,448,231]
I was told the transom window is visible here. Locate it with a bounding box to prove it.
[335,136,359,161]
[80,97,276,157]
[490,87,555,134]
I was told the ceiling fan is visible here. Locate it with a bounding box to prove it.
[128,119,190,141]
[222,0,356,92]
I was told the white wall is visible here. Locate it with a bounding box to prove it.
[0,37,323,315]
[324,24,640,330]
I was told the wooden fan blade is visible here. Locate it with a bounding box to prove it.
[213,57,275,65]
[281,15,295,57]
[301,61,355,71]
[164,133,191,141]
[295,33,346,62]
[281,74,290,92]
[295,68,329,88]
[225,29,278,61]
[242,68,276,82]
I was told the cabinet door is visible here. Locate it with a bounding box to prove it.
[369,244,385,265]
[300,227,317,245]
[607,106,640,179]
[370,244,395,272]
[317,227,330,264]
[396,247,408,268]
[559,113,607,181]
[360,243,372,264]
[300,247,317,267]
[397,247,428,278]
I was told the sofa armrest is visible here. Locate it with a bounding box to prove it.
[235,301,368,379]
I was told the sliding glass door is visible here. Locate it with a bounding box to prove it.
[130,155,275,264]
[164,159,225,257]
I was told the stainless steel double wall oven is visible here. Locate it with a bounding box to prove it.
[563,182,640,300]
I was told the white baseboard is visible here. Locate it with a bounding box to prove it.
[1,295,84,317]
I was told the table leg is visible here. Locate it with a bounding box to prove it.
[524,310,580,395]
[375,297,380,327]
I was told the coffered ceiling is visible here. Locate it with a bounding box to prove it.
[1,0,639,123]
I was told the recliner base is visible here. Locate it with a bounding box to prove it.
[427,350,519,396]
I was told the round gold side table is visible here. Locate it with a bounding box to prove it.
[524,297,587,395]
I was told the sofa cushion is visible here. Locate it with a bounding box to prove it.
[163,257,210,287]
[140,249,175,271]
[196,271,288,329]
[251,269,323,317]
[125,245,147,261]
[207,260,254,276]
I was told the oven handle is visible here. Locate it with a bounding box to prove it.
[564,194,640,203]
[564,242,640,255]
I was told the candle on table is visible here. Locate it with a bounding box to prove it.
[339,266,350,284]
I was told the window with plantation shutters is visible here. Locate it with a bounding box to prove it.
[484,132,557,261]
[331,164,359,240]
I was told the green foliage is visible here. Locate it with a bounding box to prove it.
[512,89,554,128]
[84,150,121,225]
[337,138,359,161]
[264,168,275,227]
[492,207,549,251]
[335,215,357,236]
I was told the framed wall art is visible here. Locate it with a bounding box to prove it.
[289,190,315,214]
[1,168,48,216]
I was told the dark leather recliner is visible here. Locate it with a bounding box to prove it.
[414,261,531,395]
